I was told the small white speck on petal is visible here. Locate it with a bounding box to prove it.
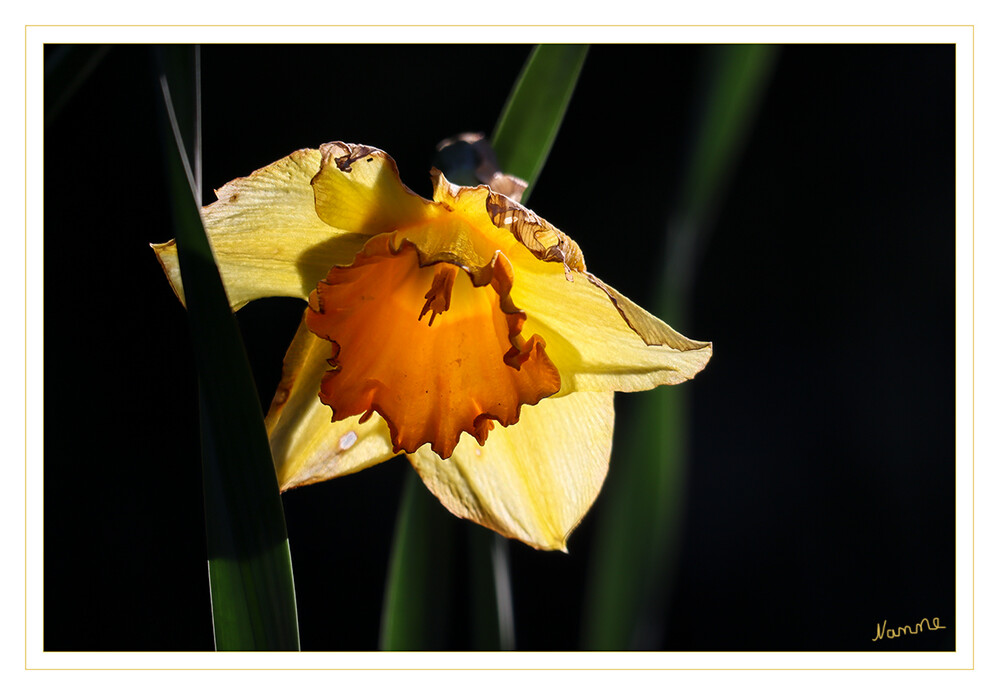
[338,430,358,451]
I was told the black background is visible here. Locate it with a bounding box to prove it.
[43,44,955,651]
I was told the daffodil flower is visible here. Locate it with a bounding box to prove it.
[154,142,712,551]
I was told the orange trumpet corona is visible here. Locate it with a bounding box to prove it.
[305,235,561,458]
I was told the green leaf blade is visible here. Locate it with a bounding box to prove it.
[491,44,589,202]
[157,45,300,651]
[583,44,777,650]
[379,470,454,650]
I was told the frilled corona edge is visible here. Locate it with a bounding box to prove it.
[305,234,562,459]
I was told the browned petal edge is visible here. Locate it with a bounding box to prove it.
[314,141,430,202]
[486,172,529,203]
[430,168,587,274]
[308,232,562,459]
[485,185,587,273]
[583,272,713,352]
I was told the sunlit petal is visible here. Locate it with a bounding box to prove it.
[408,390,614,551]
[508,248,712,393]
[153,148,368,310]
[311,142,434,235]
[266,313,396,490]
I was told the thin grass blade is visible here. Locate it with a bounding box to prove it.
[156,45,300,651]
[583,45,778,650]
[466,524,516,650]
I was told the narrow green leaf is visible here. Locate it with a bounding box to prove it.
[492,44,589,202]
[583,45,777,650]
[379,469,454,650]
[665,45,780,303]
[156,46,300,651]
[581,354,689,650]
[379,44,588,650]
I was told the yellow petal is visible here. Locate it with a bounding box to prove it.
[265,312,396,490]
[311,142,434,235]
[424,173,710,394]
[407,390,614,551]
[152,147,370,310]
[508,250,712,393]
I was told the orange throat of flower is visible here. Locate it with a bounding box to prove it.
[305,234,561,459]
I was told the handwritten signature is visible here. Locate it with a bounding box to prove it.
[872,616,946,642]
